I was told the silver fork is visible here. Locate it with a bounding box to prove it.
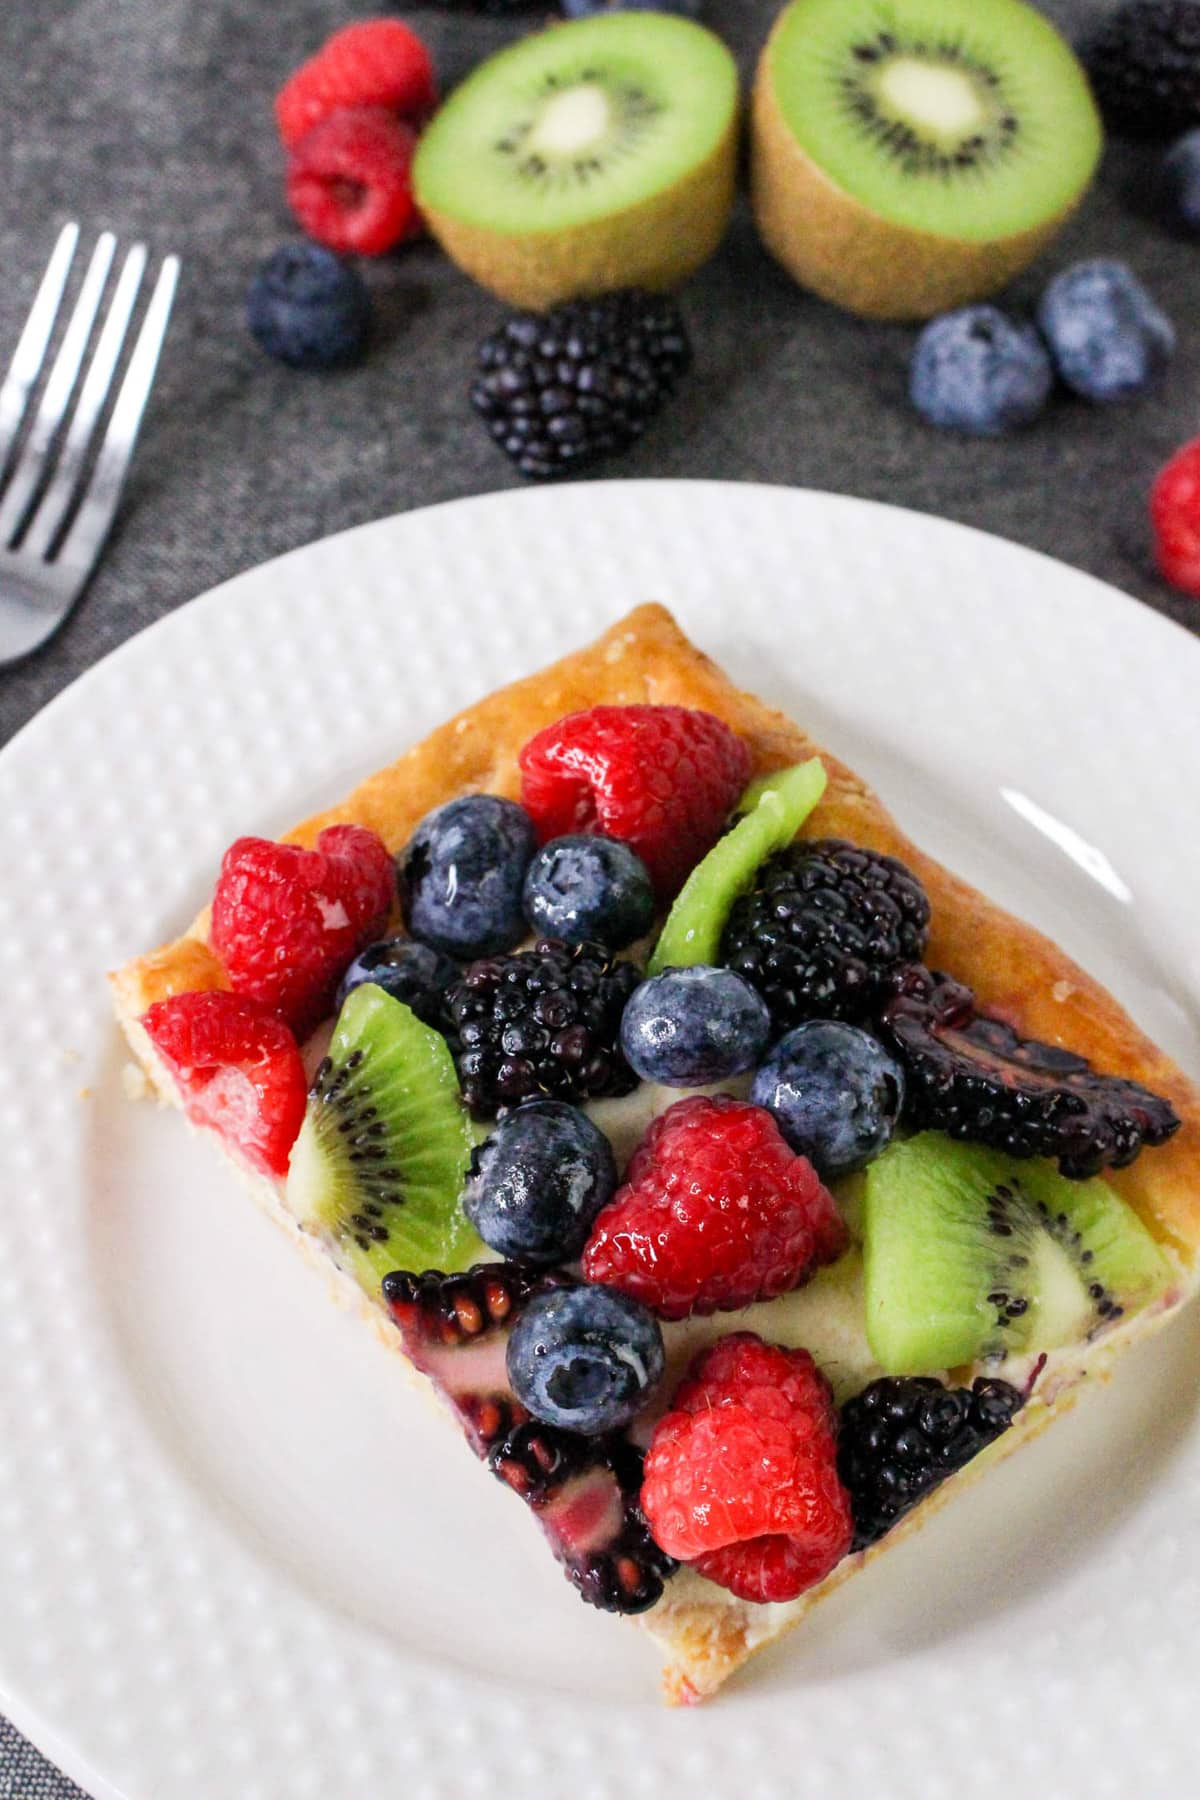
[0,223,180,664]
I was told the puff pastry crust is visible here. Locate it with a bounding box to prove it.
[110,603,1200,1703]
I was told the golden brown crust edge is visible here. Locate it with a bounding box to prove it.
[110,603,1200,1704]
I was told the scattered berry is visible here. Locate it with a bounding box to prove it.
[276,18,437,149]
[399,794,536,960]
[383,1263,675,1611]
[471,290,692,481]
[442,938,641,1119]
[522,835,655,950]
[287,107,419,257]
[464,1099,618,1265]
[619,964,771,1087]
[641,1334,853,1603]
[1082,0,1200,140]
[838,1375,1023,1551]
[335,934,458,1021]
[1161,129,1200,233]
[142,991,307,1178]
[750,1021,905,1179]
[211,825,394,1038]
[246,243,370,371]
[880,965,1180,1178]
[506,1283,666,1435]
[721,838,930,1034]
[909,306,1053,436]
[1036,260,1174,403]
[583,1095,848,1321]
[1151,434,1200,596]
[520,704,750,900]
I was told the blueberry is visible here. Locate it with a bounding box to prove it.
[1162,131,1200,236]
[246,244,370,371]
[400,796,536,959]
[750,1021,905,1179]
[1036,260,1175,402]
[561,1,701,16]
[335,936,458,1022]
[506,1283,665,1434]
[522,835,655,950]
[909,305,1053,435]
[620,965,771,1087]
[464,1099,617,1265]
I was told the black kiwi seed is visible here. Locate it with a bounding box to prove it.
[837,31,1024,179]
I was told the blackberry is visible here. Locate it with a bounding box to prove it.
[470,289,691,480]
[838,1375,1024,1551]
[442,938,642,1119]
[720,839,931,1032]
[880,966,1181,1179]
[1083,1,1200,139]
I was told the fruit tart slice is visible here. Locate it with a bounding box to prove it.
[110,604,1200,1704]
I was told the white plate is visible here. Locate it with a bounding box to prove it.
[2,481,1199,1800]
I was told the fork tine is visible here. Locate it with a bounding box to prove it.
[22,243,148,560]
[0,230,116,547]
[55,254,180,579]
[0,221,79,480]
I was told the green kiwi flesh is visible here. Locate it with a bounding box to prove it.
[863,1134,1172,1375]
[765,0,1101,242]
[648,758,827,975]
[413,13,739,307]
[287,984,480,1295]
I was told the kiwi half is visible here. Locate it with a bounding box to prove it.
[863,1134,1172,1374]
[751,0,1103,320]
[287,984,480,1296]
[648,758,827,975]
[413,12,739,308]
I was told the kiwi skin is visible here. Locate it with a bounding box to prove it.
[749,17,1096,322]
[419,116,739,310]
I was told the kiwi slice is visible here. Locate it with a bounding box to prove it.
[287,984,481,1295]
[751,0,1102,320]
[413,12,739,308]
[863,1134,1172,1374]
[648,758,826,975]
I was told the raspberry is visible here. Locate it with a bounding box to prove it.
[210,824,395,1038]
[287,108,419,257]
[142,991,307,1178]
[1151,435,1200,597]
[582,1095,848,1320]
[519,705,751,899]
[641,1334,853,1604]
[275,19,437,149]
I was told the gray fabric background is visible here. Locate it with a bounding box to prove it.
[0,0,1197,1791]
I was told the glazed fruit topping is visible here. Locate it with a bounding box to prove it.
[641,1333,853,1605]
[620,964,772,1087]
[750,1019,905,1179]
[210,824,395,1038]
[463,1098,617,1266]
[400,794,536,960]
[837,1375,1024,1551]
[286,107,420,258]
[721,838,931,1032]
[583,1095,848,1320]
[142,990,307,1178]
[519,703,751,899]
[471,291,693,481]
[275,18,438,148]
[506,1283,666,1435]
[441,937,641,1120]
[383,1263,676,1613]
[880,965,1181,1178]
